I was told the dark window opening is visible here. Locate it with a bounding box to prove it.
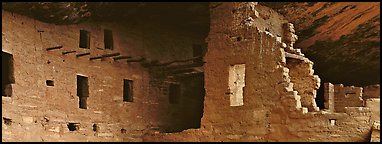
[315,81,325,109]
[169,83,181,104]
[46,80,54,86]
[3,117,12,126]
[121,128,127,134]
[162,75,205,133]
[92,124,98,132]
[123,79,133,102]
[104,29,114,50]
[192,44,203,64]
[79,97,87,109]
[67,123,80,131]
[236,36,242,41]
[77,75,89,109]
[2,52,15,97]
[79,30,90,49]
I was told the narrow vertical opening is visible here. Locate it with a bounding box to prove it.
[2,52,15,97]
[79,30,90,49]
[123,79,133,102]
[92,124,99,132]
[104,29,113,50]
[316,83,325,109]
[169,83,181,104]
[77,75,89,109]
[163,74,205,133]
[192,44,203,64]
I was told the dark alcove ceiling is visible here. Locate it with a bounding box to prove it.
[2,2,210,34]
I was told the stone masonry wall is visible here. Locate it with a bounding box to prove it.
[2,3,378,142]
[142,2,376,142]
[363,84,380,100]
[2,10,205,142]
[333,84,364,113]
[324,82,335,112]
[286,57,320,112]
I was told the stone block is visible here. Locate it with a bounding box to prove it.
[253,10,259,18]
[113,96,122,101]
[227,134,241,140]
[22,116,34,124]
[97,133,114,137]
[94,111,103,114]
[2,96,13,104]
[281,42,287,48]
[302,107,308,114]
[48,126,60,133]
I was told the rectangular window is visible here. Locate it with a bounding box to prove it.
[169,83,181,104]
[67,122,80,131]
[2,52,15,97]
[192,44,203,64]
[228,64,245,106]
[123,79,133,102]
[77,75,89,109]
[46,80,54,86]
[79,30,90,49]
[104,29,114,50]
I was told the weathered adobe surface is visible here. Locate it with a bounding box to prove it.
[261,2,380,86]
[324,82,380,123]
[2,2,380,142]
[142,2,378,142]
[2,9,206,141]
[286,57,320,112]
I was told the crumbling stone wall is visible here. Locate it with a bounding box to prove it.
[371,121,380,142]
[365,98,380,124]
[286,57,320,112]
[333,84,364,113]
[2,2,379,142]
[2,10,206,142]
[323,82,379,121]
[143,2,377,142]
[363,84,380,100]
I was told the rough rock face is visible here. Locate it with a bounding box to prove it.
[1,2,209,34]
[261,2,380,86]
[1,2,91,24]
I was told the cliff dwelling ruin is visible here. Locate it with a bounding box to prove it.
[1,2,380,142]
